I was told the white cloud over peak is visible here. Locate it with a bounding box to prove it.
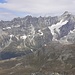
[0,0,74,13]
[0,0,75,20]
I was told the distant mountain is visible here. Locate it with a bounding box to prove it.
[0,11,75,59]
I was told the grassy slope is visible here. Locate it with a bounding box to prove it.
[0,44,75,75]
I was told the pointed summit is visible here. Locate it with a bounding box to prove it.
[63,11,71,16]
[60,11,73,20]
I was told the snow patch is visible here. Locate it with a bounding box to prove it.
[68,29,75,35]
[44,44,47,46]
[20,35,27,47]
[3,28,6,30]
[69,30,74,34]
[20,35,27,40]
[6,27,11,29]
[38,30,43,36]
[48,20,68,35]
[10,34,14,38]
[30,49,34,52]
[48,20,68,40]
[73,29,75,32]
[3,27,11,30]
[13,24,20,28]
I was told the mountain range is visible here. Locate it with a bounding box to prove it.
[0,11,75,75]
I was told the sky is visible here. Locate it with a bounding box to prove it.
[0,0,75,21]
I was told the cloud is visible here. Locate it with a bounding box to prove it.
[0,0,74,13]
[0,0,75,20]
[0,11,18,21]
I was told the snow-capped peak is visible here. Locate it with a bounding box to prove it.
[48,20,68,36]
[63,11,71,16]
[48,19,68,41]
